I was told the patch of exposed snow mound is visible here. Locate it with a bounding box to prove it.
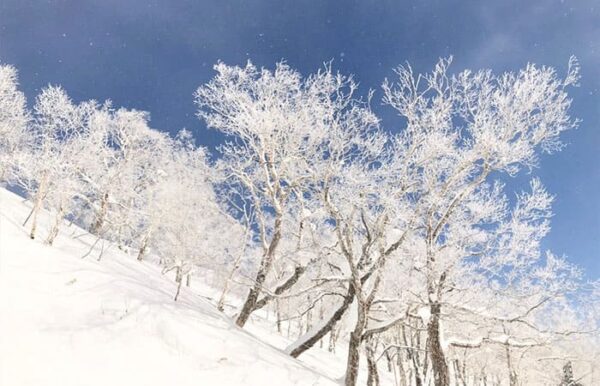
[0,188,336,386]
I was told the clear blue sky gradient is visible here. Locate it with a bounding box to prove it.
[1,0,598,278]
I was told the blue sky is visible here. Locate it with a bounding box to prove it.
[1,0,598,278]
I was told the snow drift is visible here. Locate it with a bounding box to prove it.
[0,187,336,386]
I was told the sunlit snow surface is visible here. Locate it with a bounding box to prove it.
[0,188,337,386]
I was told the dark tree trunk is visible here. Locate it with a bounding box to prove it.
[252,265,306,312]
[174,266,183,301]
[505,344,518,386]
[366,339,380,386]
[344,328,363,386]
[275,298,282,333]
[328,322,338,353]
[288,284,355,357]
[427,302,449,386]
[137,235,149,261]
[235,216,282,327]
[344,285,369,386]
[235,269,265,326]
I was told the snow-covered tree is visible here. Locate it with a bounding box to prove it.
[0,64,29,182]
[0,58,595,386]
[149,132,245,300]
[74,106,171,248]
[195,61,377,327]
[380,56,581,386]
[14,86,94,241]
[315,139,416,386]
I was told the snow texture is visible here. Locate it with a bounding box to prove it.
[0,188,337,386]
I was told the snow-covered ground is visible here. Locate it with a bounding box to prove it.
[0,187,340,386]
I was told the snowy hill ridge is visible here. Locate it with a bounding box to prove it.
[0,187,337,386]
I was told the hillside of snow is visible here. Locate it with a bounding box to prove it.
[0,187,338,386]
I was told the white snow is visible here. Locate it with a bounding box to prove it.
[0,187,337,386]
[416,305,431,325]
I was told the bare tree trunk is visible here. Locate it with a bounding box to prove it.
[29,173,49,240]
[366,338,380,386]
[344,304,367,386]
[452,360,462,386]
[345,269,369,386]
[91,192,109,235]
[136,233,150,261]
[328,322,338,353]
[385,350,392,373]
[45,204,64,245]
[235,216,282,327]
[297,315,304,339]
[401,319,423,386]
[235,259,270,326]
[397,349,408,386]
[275,298,282,333]
[306,294,313,333]
[252,265,307,313]
[345,333,363,386]
[174,266,183,301]
[287,283,355,357]
[460,351,468,386]
[505,343,518,386]
[186,274,191,287]
[318,299,324,349]
[427,302,449,386]
[453,357,467,386]
[217,258,241,312]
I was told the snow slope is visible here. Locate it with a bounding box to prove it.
[0,187,337,386]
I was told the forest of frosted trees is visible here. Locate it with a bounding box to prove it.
[0,57,598,386]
